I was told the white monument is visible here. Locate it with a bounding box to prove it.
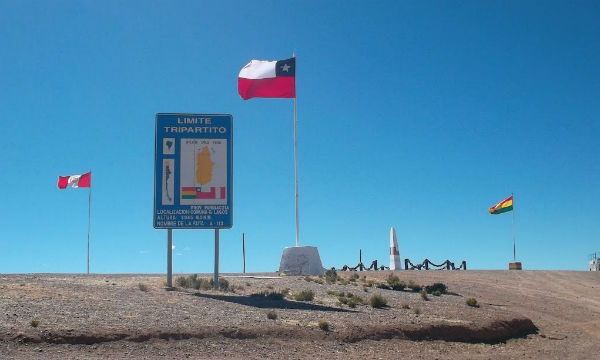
[590,253,600,271]
[279,246,325,276]
[389,227,401,270]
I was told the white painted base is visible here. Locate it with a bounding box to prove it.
[278,246,325,276]
[390,255,402,271]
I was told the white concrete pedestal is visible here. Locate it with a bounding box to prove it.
[278,246,325,276]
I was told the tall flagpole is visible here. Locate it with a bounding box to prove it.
[512,192,515,262]
[293,53,299,247]
[87,172,92,274]
[294,71,299,247]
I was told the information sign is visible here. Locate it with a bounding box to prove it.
[154,113,233,229]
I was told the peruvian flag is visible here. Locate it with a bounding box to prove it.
[238,58,296,100]
[57,172,91,189]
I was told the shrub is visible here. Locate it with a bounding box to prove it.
[432,290,441,297]
[407,281,422,293]
[338,278,349,286]
[267,311,277,320]
[318,321,330,331]
[175,274,213,290]
[425,283,447,294]
[293,290,314,302]
[30,320,39,328]
[211,278,230,291]
[190,274,200,289]
[280,288,291,298]
[466,298,479,307]
[386,274,401,287]
[266,284,274,289]
[313,278,324,285]
[369,294,387,308]
[420,289,429,301]
[189,275,200,289]
[413,308,421,315]
[338,294,364,308]
[401,303,410,309]
[392,281,406,291]
[175,276,190,288]
[138,283,149,292]
[346,295,364,308]
[327,290,344,297]
[325,269,338,284]
[376,283,390,290]
[304,276,312,282]
[198,278,212,290]
[391,283,405,291]
[349,273,360,282]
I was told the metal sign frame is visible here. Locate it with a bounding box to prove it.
[154,113,233,229]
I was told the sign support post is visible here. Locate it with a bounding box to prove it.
[214,229,219,289]
[167,228,173,288]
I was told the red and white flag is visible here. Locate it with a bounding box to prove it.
[57,172,91,189]
[238,57,296,100]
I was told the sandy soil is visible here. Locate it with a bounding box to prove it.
[1,270,599,359]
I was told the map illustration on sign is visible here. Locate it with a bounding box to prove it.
[161,159,175,205]
[180,138,227,205]
[163,138,175,155]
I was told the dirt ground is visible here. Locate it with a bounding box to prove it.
[1,270,599,359]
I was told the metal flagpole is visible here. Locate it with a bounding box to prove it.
[512,193,516,262]
[242,232,246,274]
[293,55,299,247]
[87,181,92,274]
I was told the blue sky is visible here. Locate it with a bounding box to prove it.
[1,1,598,273]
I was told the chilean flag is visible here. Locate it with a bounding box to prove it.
[238,58,296,100]
[57,172,91,189]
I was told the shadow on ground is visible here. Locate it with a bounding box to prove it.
[193,292,354,312]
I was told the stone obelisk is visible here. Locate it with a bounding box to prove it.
[389,227,401,270]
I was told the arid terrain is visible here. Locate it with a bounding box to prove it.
[1,270,599,359]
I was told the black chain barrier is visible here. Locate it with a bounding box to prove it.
[335,260,389,271]
[404,258,467,270]
[333,259,467,271]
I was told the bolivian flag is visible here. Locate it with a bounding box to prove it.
[489,195,513,214]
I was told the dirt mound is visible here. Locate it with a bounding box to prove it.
[8,317,536,345]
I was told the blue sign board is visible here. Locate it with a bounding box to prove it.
[154,113,233,229]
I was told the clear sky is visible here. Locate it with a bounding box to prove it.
[1,1,598,273]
